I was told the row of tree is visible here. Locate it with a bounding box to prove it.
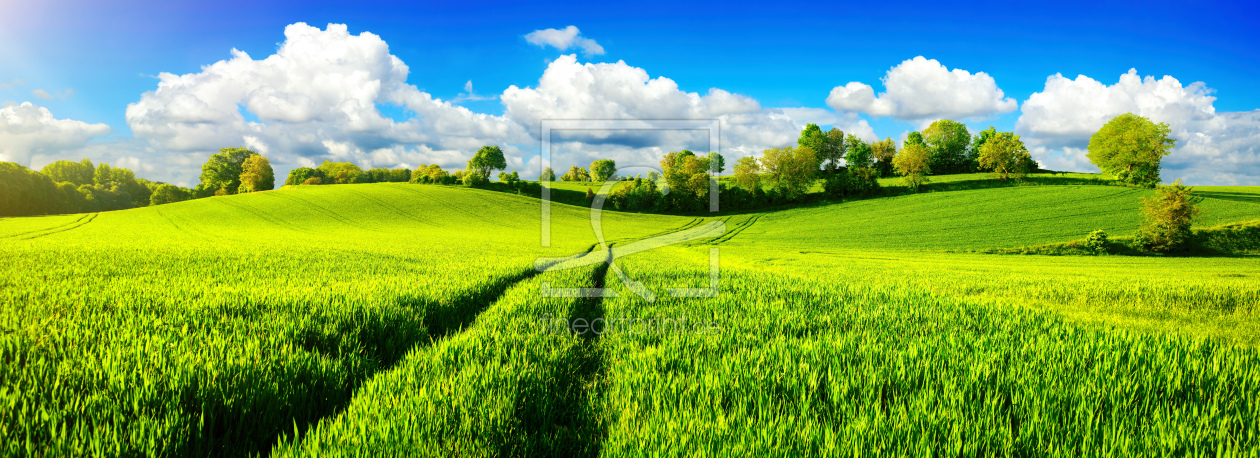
[1,146,277,217]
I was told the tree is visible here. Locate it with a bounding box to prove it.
[706,152,725,176]
[893,142,931,191]
[286,167,323,185]
[590,159,618,182]
[844,134,873,169]
[540,167,556,182]
[41,159,95,186]
[821,128,847,174]
[797,123,824,151]
[200,147,259,194]
[660,150,711,210]
[1087,113,1174,187]
[149,184,191,206]
[468,145,507,178]
[1138,180,1202,252]
[922,119,973,174]
[760,146,818,200]
[239,155,275,192]
[733,155,761,192]
[561,165,591,182]
[318,161,363,184]
[977,131,1032,181]
[871,137,897,177]
[906,131,926,147]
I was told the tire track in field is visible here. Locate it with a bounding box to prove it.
[518,246,611,457]
[18,213,98,240]
[264,243,601,455]
[339,187,441,228]
[0,213,92,238]
[154,207,222,241]
[392,185,514,228]
[708,214,762,245]
[213,198,312,233]
[263,191,384,232]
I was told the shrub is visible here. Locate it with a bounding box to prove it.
[1138,179,1202,253]
[303,177,323,186]
[462,171,489,188]
[1084,230,1108,255]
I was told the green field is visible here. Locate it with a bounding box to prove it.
[3,180,1259,455]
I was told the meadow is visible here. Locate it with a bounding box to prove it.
[2,179,1258,455]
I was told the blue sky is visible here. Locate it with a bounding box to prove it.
[2,0,1257,185]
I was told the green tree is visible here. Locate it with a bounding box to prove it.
[540,167,556,182]
[660,150,711,210]
[317,161,363,184]
[760,146,818,200]
[893,142,931,191]
[468,145,507,178]
[286,167,322,185]
[200,147,259,194]
[797,123,825,151]
[871,137,898,177]
[590,159,618,182]
[821,128,847,174]
[844,134,873,169]
[561,165,591,182]
[149,184,191,206]
[41,159,95,186]
[977,131,1032,181]
[906,131,926,147]
[922,119,973,174]
[706,152,725,176]
[733,155,761,192]
[239,155,275,192]
[1087,113,1174,187]
[1138,179,1202,252]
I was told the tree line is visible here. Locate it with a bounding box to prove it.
[1,147,275,217]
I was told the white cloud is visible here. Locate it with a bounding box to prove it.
[0,102,110,167]
[826,56,1017,122]
[0,79,22,90]
[451,80,496,103]
[31,88,73,100]
[1017,69,1259,185]
[524,26,605,56]
[500,54,803,169]
[777,107,878,142]
[124,22,529,184]
[1016,69,1218,145]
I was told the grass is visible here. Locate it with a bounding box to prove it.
[2,179,1259,455]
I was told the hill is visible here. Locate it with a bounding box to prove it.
[2,180,1259,455]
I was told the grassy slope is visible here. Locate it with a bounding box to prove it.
[3,180,1260,455]
[715,185,1260,251]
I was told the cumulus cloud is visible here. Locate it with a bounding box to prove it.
[524,26,605,56]
[125,22,528,184]
[500,55,804,169]
[826,56,1017,123]
[1017,69,1259,185]
[0,102,110,167]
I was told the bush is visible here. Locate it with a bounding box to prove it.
[1084,230,1108,255]
[462,171,489,188]
[303,177,323,186]
[1138,180,1202,253]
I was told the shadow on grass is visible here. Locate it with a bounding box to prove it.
[1197,191,1260,205]
[508,248,612,457]
[185,247,598,457]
